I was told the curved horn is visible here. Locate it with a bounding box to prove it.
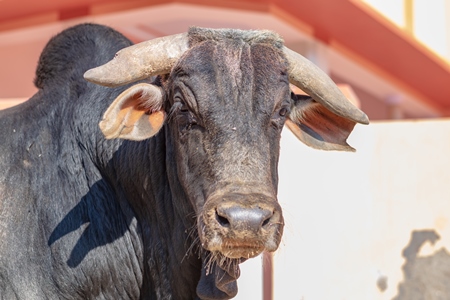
[84,32,189,87]
[284,47,369,125]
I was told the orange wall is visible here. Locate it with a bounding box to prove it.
[0,39,43,98]
[0,0,449,111]
[332,73,391,120]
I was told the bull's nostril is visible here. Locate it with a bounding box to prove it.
[262,215,271,227]
[216,210,230,227]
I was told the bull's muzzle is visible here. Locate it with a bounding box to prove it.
[216,202,273,233]
[200,192,284,259]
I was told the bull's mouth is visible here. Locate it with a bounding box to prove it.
[198,216,281,259]
[220,241,265,259]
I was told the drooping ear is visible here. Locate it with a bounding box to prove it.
[286,93,358,152]
[99,83,166,141]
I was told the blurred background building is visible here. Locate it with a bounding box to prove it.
[1,1,450,300]
[0,0,449,120]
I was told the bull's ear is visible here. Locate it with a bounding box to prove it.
[286,94,357,152]
[100,83,166,141]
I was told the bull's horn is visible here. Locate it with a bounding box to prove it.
[84,32,189,87]
[284,47,369,125]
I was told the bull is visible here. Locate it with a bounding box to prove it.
[0,24,368,299]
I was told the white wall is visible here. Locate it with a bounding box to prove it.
[272,119,450,300]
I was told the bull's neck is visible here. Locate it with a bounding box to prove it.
[92,125,200,297]
[98,127,189,227]
[104,126,195,240]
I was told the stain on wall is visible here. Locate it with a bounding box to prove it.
[394,229,450,300]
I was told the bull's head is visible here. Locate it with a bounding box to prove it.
[85,27,368,297]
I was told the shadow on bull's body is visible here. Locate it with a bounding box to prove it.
[48,179,129,268]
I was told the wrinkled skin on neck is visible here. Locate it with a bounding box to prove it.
[163,38,288,298]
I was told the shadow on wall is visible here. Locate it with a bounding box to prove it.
[394,229,450,300]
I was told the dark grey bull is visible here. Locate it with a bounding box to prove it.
[0,24,368,299]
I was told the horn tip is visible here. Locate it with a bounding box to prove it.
[83,68,96,82]
[83,68,102,83]
[84,68,119,87]
[359,112,370,125]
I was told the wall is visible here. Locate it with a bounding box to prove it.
[0,39,43,98]
[331,73,392,121]
[270,118,450,299]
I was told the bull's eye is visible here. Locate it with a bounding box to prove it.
[171,88,202,131]
[179,102,189,113]
[171,100,191,115]
[170,101,200,132]
[271,105,290,129]
[279,107,288,117]
[273,106,290,119]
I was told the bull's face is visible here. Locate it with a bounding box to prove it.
[166,39,288,259]
[84,27,369,262]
